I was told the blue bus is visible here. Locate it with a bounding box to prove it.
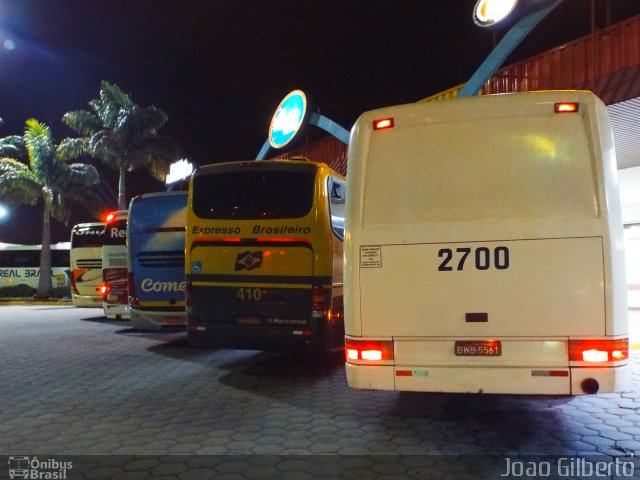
[128,191,188,329]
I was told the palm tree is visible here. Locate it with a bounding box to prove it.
[61,81,182,210]
[0,119,101,298]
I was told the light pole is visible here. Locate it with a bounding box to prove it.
[459,0,564,98]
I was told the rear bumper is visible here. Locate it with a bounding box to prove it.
[187,317,323,352]
[103,302,130,319]
[345,363,631,395]
[130,308,185,330]
[72,294,102,308]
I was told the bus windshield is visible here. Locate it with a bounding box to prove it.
[0,249,69,268]
[192,168,316,219]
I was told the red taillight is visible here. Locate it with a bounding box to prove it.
[568,338,628,362]
[311,285,329,313]
[555,102,579,113]
[100,283,109,301]
[345,339,394,362]
[373,118,394,130]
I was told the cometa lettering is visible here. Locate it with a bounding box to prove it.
[141,278,187,292]
[252,225,311,235]
[192,226,241,235]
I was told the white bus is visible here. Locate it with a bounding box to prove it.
[70,223,105,307]
[102,210,129,319]
[0,242,70,297]
[344,91,629,395]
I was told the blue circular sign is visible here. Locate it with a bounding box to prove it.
[269,90,308,149]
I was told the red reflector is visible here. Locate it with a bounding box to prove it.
[555,102,579,113]
[395,370,412,377]
[568,338,628,362]
[345,339,394,361]
[373,118,394,130]
[311,285,329,312]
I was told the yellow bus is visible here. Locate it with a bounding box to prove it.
[186,158,346,354]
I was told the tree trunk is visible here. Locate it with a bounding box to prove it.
[36,206,52,299]
[118,167,126,211]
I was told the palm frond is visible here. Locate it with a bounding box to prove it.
[51,186,106,224]
[89,131,122,168]
[62,110,101,136]
[97,81,134,129]
[57,163,101,188]
[24,119,58,181]
[0,135,25,158]
[57,137,91,161]
[0,158,42,206]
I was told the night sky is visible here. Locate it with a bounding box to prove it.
[1,0,640,244]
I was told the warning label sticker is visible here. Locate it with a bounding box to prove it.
[360,246,382,268]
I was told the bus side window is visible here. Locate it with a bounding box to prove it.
[328,177,346,241]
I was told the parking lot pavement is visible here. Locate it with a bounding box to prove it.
[0,305,639,479]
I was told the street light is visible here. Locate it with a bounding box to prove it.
[0,204,8,221]
[473,0,519,27]
[459,0,564,97]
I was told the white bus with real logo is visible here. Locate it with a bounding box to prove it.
[0,243,70,298]
[344,91,629,395]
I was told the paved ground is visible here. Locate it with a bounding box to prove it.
[0,305,639,479]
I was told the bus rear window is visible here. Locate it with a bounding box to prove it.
[103,220,128,246]
[193,170,316,219]
[71,227,105,248]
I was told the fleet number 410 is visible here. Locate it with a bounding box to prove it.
[438,246,510,271]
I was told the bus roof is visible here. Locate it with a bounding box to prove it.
[195,158,343,179]
[0,242,70,250]
[72,222,105,228]
[133,191,187,200]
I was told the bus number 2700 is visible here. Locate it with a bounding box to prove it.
[438,246,510,271]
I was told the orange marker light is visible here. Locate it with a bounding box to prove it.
[373,118,394,130]
[555,102,579,113]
